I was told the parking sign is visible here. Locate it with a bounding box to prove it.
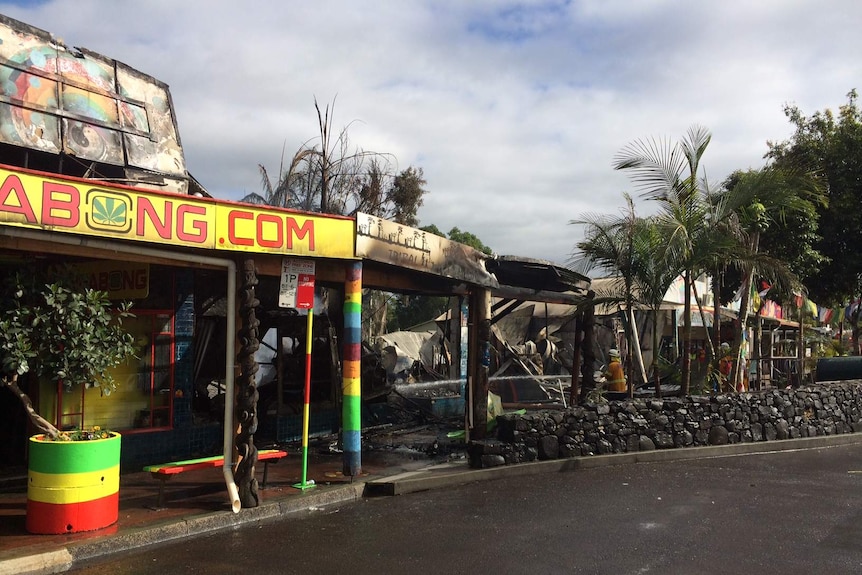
[278,258,316,309]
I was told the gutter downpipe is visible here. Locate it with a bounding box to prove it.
[0,228,242,513]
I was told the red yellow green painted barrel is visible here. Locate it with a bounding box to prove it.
[26,432,121,534]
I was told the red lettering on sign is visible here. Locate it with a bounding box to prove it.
[0,174,37,223]
[228,210,254,246]
[136,198,173,239]
[176,204,207,243]
[256,214,283,249]
[226,209,317,251]
[286,218,314,251]
[41,182,80,227]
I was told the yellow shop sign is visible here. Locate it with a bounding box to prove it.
[0,166,355,258]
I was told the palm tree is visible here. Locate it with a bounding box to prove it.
[573,196,688,398]
[715,168,825,389]
[241,144,318,209]
[628,216,684,397]
[613,126,714,395]
[571,195,641,394]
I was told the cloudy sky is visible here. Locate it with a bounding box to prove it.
[1,1,860,266]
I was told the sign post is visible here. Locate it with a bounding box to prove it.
[280,259,316,490]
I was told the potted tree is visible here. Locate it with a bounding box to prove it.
[0,267,137,534]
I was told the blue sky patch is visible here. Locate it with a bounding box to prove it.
[467,1,569,43]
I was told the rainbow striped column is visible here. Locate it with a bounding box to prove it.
[26,432,121,534]
[342,262,362,476]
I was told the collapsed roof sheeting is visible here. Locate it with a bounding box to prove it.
[375,330,444,380]
[487,256,590,305]
[492,304,535,346]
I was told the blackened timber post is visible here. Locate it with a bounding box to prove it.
[235,258,261,508]
[571,313,582,406]
[579,290,597,403]
[469,288,491,439]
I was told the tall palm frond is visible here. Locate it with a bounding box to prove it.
[716,166,825,387]
[630,216,683,396]
[613,126,714,394]
[572,194,649,393]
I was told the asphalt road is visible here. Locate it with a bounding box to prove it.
[69,442,862,574]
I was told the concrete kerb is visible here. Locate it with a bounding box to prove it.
[0,549,74,575]
[68,482,367,563]
[365,432,862,496]
[0,482,367,575]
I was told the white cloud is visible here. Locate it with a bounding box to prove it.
[2,0,860,266]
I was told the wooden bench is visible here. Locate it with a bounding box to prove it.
[143,449,287,509]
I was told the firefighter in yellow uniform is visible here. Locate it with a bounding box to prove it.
[603,348,627,392]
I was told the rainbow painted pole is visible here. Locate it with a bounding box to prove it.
[342,262,362,476]
[26,432,121,533]
[292,309,316,490]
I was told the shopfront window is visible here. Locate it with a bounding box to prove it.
[53,310,175,432]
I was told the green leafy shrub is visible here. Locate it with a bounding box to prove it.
[0,267,136,439]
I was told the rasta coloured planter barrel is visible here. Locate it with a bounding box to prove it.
[26,432,121,534]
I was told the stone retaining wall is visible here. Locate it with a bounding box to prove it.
[468,382,862,468]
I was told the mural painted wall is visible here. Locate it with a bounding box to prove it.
[0,15,188,193]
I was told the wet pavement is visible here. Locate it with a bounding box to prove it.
[4,426,862,575]
[0,424,464,575]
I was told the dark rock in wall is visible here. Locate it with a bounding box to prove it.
[467,383,862,468]
[708,425,729,445]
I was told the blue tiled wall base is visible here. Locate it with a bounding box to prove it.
[120,422,222,471]
[265,410,338,443]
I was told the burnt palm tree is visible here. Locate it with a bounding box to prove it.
[241,144,318,209]
[243,97,395,216]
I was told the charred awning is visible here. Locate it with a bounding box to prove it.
[356,212,498,289]
[486,256,590,305]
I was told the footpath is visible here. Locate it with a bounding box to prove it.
[3,432,862,575]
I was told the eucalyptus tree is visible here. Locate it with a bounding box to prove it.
[613,126,715,395]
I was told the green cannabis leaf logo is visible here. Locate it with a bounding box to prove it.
[91,196,127,227]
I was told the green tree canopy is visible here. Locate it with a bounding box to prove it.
[443,227,493,255]
[766,90,862,306]
[387,167,427,226]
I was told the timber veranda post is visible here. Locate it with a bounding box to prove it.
[468,288,491,439]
